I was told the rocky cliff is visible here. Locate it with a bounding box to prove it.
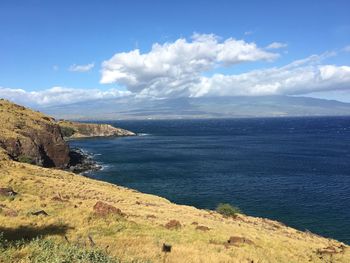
[0,99,135,169]
[0,99,70,168]
[58,120,136,138]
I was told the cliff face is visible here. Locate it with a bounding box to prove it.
[0,99,70,168]
[0,99,135,169]
[58,120,136,138]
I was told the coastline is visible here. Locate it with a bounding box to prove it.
[68,147,103,174]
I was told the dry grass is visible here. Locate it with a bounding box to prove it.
[0,99,55,139]
[0,160,349,262]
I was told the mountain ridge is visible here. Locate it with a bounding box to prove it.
[39,95,350,120]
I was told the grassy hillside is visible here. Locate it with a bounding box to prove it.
[0,160,349,262]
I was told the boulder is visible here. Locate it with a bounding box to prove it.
[93,201,123,217]
[0,187,17,197]
[165,220,182,230]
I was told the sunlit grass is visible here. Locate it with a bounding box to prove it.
[0,160,349,262]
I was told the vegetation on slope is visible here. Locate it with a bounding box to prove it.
[57,120,136,138]
[0,160,348,263]
[0,99,349,262]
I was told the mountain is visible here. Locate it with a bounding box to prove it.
[40,95,350,120]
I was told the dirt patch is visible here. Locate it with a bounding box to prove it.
[226,236,254,247]
[196,225,210,231]
[165,220,182,230]
[4,209,18,217]
[316,244,346,255]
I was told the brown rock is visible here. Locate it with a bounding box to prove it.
[165,220,181,230]
[196,225,210,231]
[93,201,123,217]
[0,187,17,197]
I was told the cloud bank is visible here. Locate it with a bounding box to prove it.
[0,86,130,106]
[100,34,350,99]
[1,34,350,106]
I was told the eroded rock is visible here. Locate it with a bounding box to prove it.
[93,201,123,217]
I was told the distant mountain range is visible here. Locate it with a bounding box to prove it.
[39,95,350,120]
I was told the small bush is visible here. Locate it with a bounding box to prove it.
[17,155,34,164]
[216,203,241,217]
[60,126,76,137]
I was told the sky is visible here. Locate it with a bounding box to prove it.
[1,0,350,106]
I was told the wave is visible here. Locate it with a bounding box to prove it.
[138,133,151,136]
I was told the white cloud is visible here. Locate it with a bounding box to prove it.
[100,32,350,99]
[69,63,94,72]
[100,33,279,97]
[189,59,350,97]
[266,42,288,49]
[344,45,350,52]
[244,31,254,36]
[0,86,130,106]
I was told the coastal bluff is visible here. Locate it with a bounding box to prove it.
[0,99,134,169]
[57,120,136,138]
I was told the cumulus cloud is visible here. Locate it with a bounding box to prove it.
[69,63,94,72]
[266,42,288,49]
[189,62,350,97]
[100,33,279,97]
[100,32,350,99]
[0,86,130,106]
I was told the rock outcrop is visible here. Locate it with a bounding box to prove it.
[58,120,136,138]
[0,99,135,169]
[0,99,70,168]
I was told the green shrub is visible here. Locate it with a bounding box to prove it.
[60,126,76,137]
[17,155,34,164]
[216,203,241,217]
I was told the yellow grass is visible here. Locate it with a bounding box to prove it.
[0,160,349,262]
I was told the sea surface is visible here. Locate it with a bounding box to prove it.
[69,117,350,244]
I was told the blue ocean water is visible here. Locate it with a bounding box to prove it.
[69,117,350,244]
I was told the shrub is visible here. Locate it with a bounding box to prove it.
[60,126,76,137]
[216,203,241,217]
[17,155,34,164]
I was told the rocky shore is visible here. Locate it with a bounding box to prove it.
[68,148,102,174]
[0,99,135,171]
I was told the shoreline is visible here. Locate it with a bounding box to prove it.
[68,147,103,174]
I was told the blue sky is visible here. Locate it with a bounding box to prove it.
[1,0,350,105]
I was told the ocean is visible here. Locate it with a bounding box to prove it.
[69,117,350,244]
